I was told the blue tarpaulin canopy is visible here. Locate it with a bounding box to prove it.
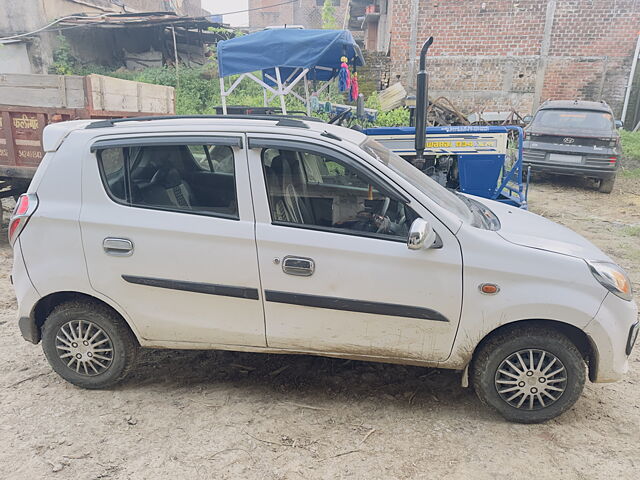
[216,29,364,115]
[217,29,364,80]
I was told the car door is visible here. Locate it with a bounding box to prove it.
[247,135,463,362]
[80,133,266,347]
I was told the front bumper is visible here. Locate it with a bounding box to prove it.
[584,293,639,382]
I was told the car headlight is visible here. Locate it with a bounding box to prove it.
[587,261,633,301]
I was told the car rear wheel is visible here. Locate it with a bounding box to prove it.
[41,301,138,389]
[471,326,586,423]
[598,177,615,194]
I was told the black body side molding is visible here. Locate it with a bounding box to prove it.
[122,275,259,300]
[264,290,449,322]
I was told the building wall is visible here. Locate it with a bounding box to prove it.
[388,0,640,116]
[0,43,33,73]
[0,0,204,74]
[248,0,349,30]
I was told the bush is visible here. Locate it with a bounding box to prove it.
[620,130,640,173]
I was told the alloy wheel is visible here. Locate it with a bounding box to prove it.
[494,349,567,410]
[55,320,114,376]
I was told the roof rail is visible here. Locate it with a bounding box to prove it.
[85,114,324,129]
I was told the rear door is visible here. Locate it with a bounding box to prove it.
[80,133,266,347]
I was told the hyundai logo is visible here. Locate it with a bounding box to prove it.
[563,137,575,144]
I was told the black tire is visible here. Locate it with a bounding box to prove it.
[42,301,138,389]
[471,326,586,423]
[598,176,615,194]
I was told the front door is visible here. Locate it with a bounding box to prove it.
[247,137,463,362]
[80,134,266,347]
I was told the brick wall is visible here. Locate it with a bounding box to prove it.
[387,0,640,116]
[358,50,391,96]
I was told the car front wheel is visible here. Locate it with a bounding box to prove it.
[41,301,138,389]
[471,326,586,423]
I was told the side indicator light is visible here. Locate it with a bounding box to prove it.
[480,283,500,295]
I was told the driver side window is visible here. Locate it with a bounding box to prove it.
[261,147,418,240]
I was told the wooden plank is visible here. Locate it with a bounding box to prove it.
[87,74,174,114]
[0,73,86,109]
[378,82,407,112]
[0,73,82,88]
[1,111,17,167]
[58,75,67,108]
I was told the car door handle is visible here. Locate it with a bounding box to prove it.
[103,237,134,256]
[282,256,315,276]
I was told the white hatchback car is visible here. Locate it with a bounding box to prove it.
[10,115,638,423]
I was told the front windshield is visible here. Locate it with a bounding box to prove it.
[361,138,474,224]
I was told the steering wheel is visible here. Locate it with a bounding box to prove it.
[375,197,391,233]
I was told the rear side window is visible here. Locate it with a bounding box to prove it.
[96,143,238,219]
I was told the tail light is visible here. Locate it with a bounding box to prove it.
[8,194,38,246]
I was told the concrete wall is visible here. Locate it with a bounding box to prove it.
[388,0,640,116]
[0,43,33,73]
[0,0,205,74]
[248,0,349,30]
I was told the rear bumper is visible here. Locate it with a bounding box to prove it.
[12,239,41,344]
[523,160,617,179]
[584,293,639,382]
[523,143,618,179]
[18,316,39,344]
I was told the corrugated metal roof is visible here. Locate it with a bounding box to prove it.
[58,12,225,30]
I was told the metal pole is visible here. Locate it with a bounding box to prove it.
[171,26,180,90]
[342,0,351,30]
[621,32,640,125]
[304,73,311,115]
[414,37,434,169]
[219,77,227,115]
[275,67,287,114]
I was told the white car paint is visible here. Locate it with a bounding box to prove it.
[12,117,638,384]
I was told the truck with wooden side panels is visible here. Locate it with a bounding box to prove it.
[0,73,175,220]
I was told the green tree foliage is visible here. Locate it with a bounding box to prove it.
[322,0,339,29]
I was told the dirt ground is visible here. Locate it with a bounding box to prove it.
[0,173,638,480]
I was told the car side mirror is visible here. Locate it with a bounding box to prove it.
[615,120,624,129]
[408,218,437,250]
[523,115,533,124]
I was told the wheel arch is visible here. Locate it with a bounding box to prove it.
[470,319,598,382]
[30,291,141,346]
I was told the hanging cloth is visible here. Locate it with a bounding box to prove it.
[350,72,359,102]
[338,56,351,92]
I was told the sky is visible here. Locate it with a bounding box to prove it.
[202,0,250,27]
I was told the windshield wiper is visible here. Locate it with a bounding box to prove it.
[454,192,500,230]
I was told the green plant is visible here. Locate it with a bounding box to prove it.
[621,130,640,160]
[49,35,77,75]
[374,108,410,127]
[322,0,339,29]
[622,225,640,237]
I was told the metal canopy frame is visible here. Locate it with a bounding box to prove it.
[219,65,335,116]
